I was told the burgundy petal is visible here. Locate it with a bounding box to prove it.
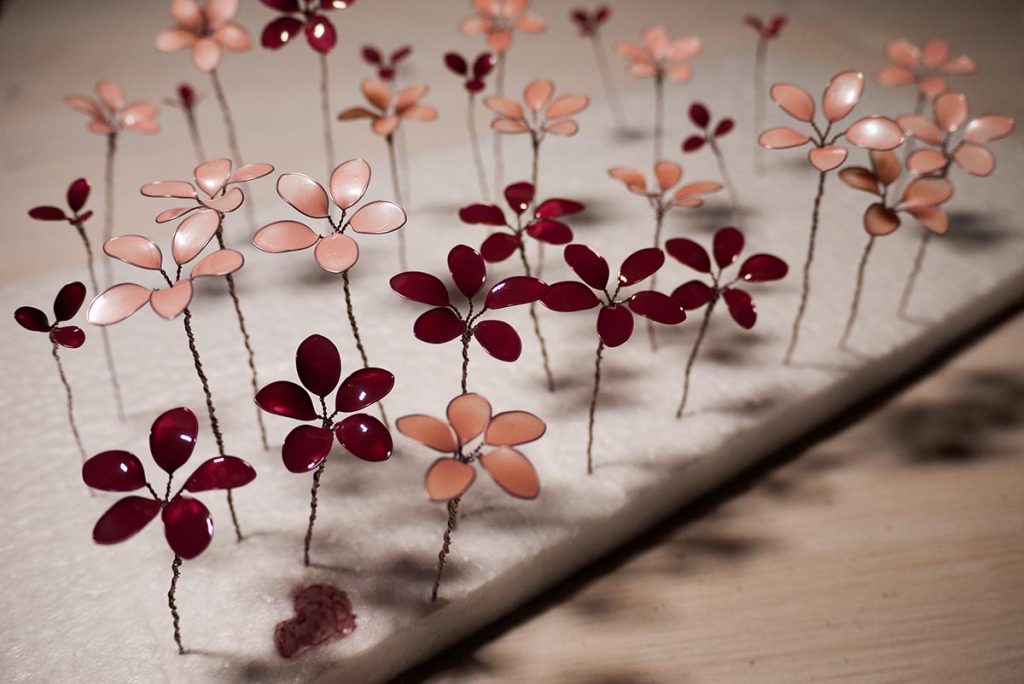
[682,135,706,153]
[82,450,147,492]
[444,52,468,75]
[597,304,634,347]
[447,244,487,298]
[305,14,337,53]
[390,271,452,307]
[504,182,535,215]
[474,319,522,361]
[362,45,382,64]
[255,381,318,421]
[335,367,394,412]
[93,496,162,545]
[526,219,573,244]
[282,425,334,473]
[480,231,521,262]
[689,102,710,128]
[28,206,67,221]
[627,290,686,324]
[14,306,49,332]
[67,178,91,212]
[484,276,547,309]
[261,16,304,49]
[473,52,495,78]
[184,456,257,492]
[51,326,86,348]
[335,413,392,462]
[665,238,712,272]
[296,334,341,397]
[671,280,716,310]
[713,227,745,268]
[149,407,199,474]
[414,307,467,343]
[162,495,213,560]
[618,248,664,286]
[53,281,86,321]
[564,243,609,290]
[542,281,601,311]
[722,287,756,329]
[713,118,735,137]
[534,198,584,218]
[459,203,507,226]
[739,254,788,281]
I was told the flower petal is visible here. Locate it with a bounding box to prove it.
[479,447,539,499]
[104,235,163,270]
[202,187,244,213]
[526,219,573,244]
[907,206,949,235]
[414,307,467,344]
[739,254,788,281]
[901,177,954,208]
[839,167,879,194]
[53,281,86,322]
[608,166,646,193]
[255,380,318,421]
[14,306,49,332]
[190,249,243,278]
[964,115,1014,144]
[304,14,336,53]
[544,120,579,136]
[876,65,914,86]
[597,304,633,347]
[97,80,125,111]
[846,116,904,151]
[523,78,554,112]
[278,173,331,218]
[425,458,476,501]
[480,232,521,262]
[447,393,492,445]
[671,280,715,310]
[863,203,901,236]
[336,413,392,462]
[494,118,531,134]
[261,16,304,49]
[934,92,968,133]
[886,38,920,67]
[654,160,682,191]
[297,333,341,397]
[474,319,522,361]
[618,247,664,286]
[534,198,584,218]
[390,271,451,306]
[142,180,198,199]
[483,96,524,120]
[722,287,756,329]
[150,280,194,320]
[87,284,152,326]
[335,367,394,413]
[157,27,198,52]
[253,220,319,253]
[546,93,588,119]
[921,38,949,68]
[314,233,359,273]
[770,83,815,122]
[460,203,507,226]
[665,238,711,272]
[281,425,334,473]
[82,451,147,492]
[396,414,457,453]
[758,126,810,149]
[953,144,996,176]
[907,149,949,175]
[228,162,274,184]
[484,276,547,309]
[822,70,863,122]
[328,158,370,209]
[808,145,848,172]
[194,158,232,196]
[448,244,487,298]
[627,290,685,324]
[349,200,406,234]
[93,497,162,545]
[542,281,601,312]
[485,410,546,446]
[149,407,199,474]
[163,495,213,560]
[51,326,86,349]
[564,243,609,290]
[362,79,391,111]
[28,206,67,221]
[172,209,220,265]
[184,456,256,492]
[192,37,223,72]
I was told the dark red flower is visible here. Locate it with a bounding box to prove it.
[362,44,413,82]
[28,178,95,229]
[744,14,787,40]
[163,83,201,111]
[570,5,611,38]
[682,101,735,154]
[82,406,257,559]
[255,334,394,472]
[14,281,88,349]
[260,0,355,54]
[444,51,496,93]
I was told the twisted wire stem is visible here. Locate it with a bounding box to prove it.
[460,332,471,394]
[303,460,326,567]
[493,52,506,192]
[342,271,388,428]
[710,138,740,215]
[319,52,336,177]
[591,33,624,128]
[168,554,185,655]
[184,108,206,163]
[51,342,87,465]
[840,236,875,350]
[653,72,665,162]
[753,37,767,173]
[182,308,243,541]
[677,298,716,418]
[209,68,257,234]
[76,224,125,418]
[467,94,490,199]
[783,171,827,365]
[899,232,932,319]
[102,132,117,285]
[516,241,554,391]
[586,339,606,475]
[647,207,666,351]
[431,497,461,602]
[385,133,407,271]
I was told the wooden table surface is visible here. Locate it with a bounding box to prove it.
[403,309,1024,683]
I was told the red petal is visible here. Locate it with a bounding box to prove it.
[618,247,664,286]
[414,307,467,343]
[526,219,573,244]
[82,450,147,491]
[51,325,85,348]
[362,45,382,64]
[149,407,199,474]
[671,280,715,310]
[335,367,394,412]
[597,304,634,347]
[296,333,341,397]
[739,254,788,281]
[503,182,535,215]
[255,381,318,421]
[53,281,86,322]
[722,287,756,328]
[689,102,710,128]
[682,135,706,152]
[444,52,468,75]
[28,206,67,221]
[713,227,745,268]
[627,290,686,324]
[480,232,521,262]
[473,53,495,78]
[714,118,735,137]
[184,456,257,492]
[484,276,547,309]
[534,198,584,218]
[665,238,711,272]
[282,425,334,473]
[459,203,507,226]
[261,16,304,49]
[542,281,601,312]
[14,306,49,332]
[447,244,487,298]
[390,271,451,306]
[474,319,522,361]
[93,496,162,545]
[305,15,337,53]
[162,495,213,560]
[335,414,392,461]
[67,178,91,212]
[564,243,609,290]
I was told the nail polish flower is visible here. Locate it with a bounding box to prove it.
[608,161,722,212]
[839,151,955,235]
[64,80,160,136]
[156,0,252,72]
[458,0,545,53]
[897,92,1015,178]
[255,334,394,469]
[459,181,584,262]
[444,51,496,93]
[682,102,734,153]
[15,282,88,349]
[666,227,788,329]
[484,78,589,138]
[876,38,976,101]
[744,14,787,40]
[361,44,412,81]
[141,158,275,223]
[758,71,906,171]
[337,80,438,137]
[398,392,544,501]
[163,83,202,112]
[260,0,354,53]
[253,159,407,273]
[614,26,701,82]
[29,178,94,229]
[570,6,611,38]
[390,244,547,362]
[82,406,256,559]
[543,244,684,347]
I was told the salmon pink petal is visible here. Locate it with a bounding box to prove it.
[304,14,336,53]
[479,447,539,499]
[614,41,648,64]
[770,83,815,122]
[483,96,524,120]
[758,126,810,149]
[667,35,701,60]
[278,173,330,218]
[618,247,664,286]
[96,80,125,111]
[328,159,370,209]
[654,160,682,191]
[282,425,334,473]
[488,30,513,52]
[484,276,547,309]
[88,120,116,135]
[535,198,584,218]
[494,119,531,134]
[261,16,303,49]
[190,249,243,278]
[907,207,948,235]
[739,254,788,281]
[184,456,256,492]
[447,393,492,445]
[28,206,67,221]
[425,458,476,501]
[934,92,968,132]
[205,0,239,28]
[484,410,545,446]
[255,380,318,421]
[314,233,359,273]
[414,307,466,343]
[822,71,863,122]
[150,280,193,320]
[542,281,601,311]
[564,243,609,290]
[335,367,394,412]
[141,180,198,199]
[170,0,202,31]
[192,37,222,72]
[671,280,715,310]
[157,27,198,52]
[481,232,521,262]
[871,150,902,186]
[403,102,438,122]
[87,284,152,325]
[964,115,1014,144]
[390,272,451,306]
[52,326,85,349]
[921,38,949,68]
[53,281,87,322]
[362,79,391,110]
[253,221,320,253]
[14,306,49,332]
[448,244,486,298]
[296,333,341,397]
[876,65,914,86]
[163,496,213,560]
[228,162,274,184]
[121,103,158,130]
[673,181,722,202]
[627,290,685,324]
[608,166,646,193]
[474,320,521,361]
[886,38,919,67]
[202,187,244,212]
[64,94,102,119]
[906,149,949,175]
[808,145,848,171]
[104,235,163,270]
[526,219,573,244]
[544,120,579,136]
[901,177,954,208]
[546,93,589,119]
[722,287,756,329]
[919,76,947,100]
[349,201,406,234]
[597,304,633,347]
[83,450,147,491]
[172,210,220,264]
[864,203,900,236]
[149,406,199,474]
[846,116,904,151]
[194,159,233,196]
[941,55,977,74]
[515,15,545,32]
[337,106,377,121]
[953,144,995,176]
[93,497,162,545]
[336,413,392,462]
[396,414,457,452]
[460,203,507,226]
[839,167,881,194]
[157,206,196,223]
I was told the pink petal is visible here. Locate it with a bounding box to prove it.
[597,304,633,347]
[141,180,198,199]
[479,447,539,499]
[414,307,467,343]
[667,35,701,61]
[255,380,318,421]
[921,38,949,68]
[157,206,196,223]
[941,55,977,75]
[162,495,213,560]
[665,237,711,272]
[105,235,164,270]
[296,333,341,397]
[524,79,554,112]
[821,70,864,122]
[876,65,914,86]
[739,254,788,281]
[170,0,203,32]
[194,158,232,196]
[627,290,685,324]
[919,76,948,100]
[281,425,334,473]
[901,177,954,208]
[484,275,547,309]
[82,450,147,492]
[670,280,715,310]
[87,284,152,325]
[515,15,545,33]
[253,221,320,253]
[544,120,579,136]
[871,150,902,186]
[483,96,524,120]
[808,145,848,171]
[864,203,901,236]
[722,287,756,328]
[328,158,370,209]
[372,114,400,135]
[149,406,199,474]
[643,25,669,57]
[156,27,198,52]
[564,243,609,290]
[314,233,359,273]
[542,281,601,311]
[673,181,722,203]
[770,83,815,122]
[448,244,487,298]
[202,187,244,212]
[906,149,949,175]
[906,207,948,235]
[92,497,162,545]
[335,367,394,413]
[172,209,220,265]
[64,94,102,119]
[53,281,87,322]
[192,37,222,72]
[934,92,968,133]
[191,248,243,278]
[390,271,451,306]
[205,0,239,28]
[493,119,531,134]
[337,106,377,121]
[654,160,682,191]
[608,166,647,193]
[758,126,810,149]
[150,280,193,319]
[447,393,492,446]
[395,84,428,113]
[396,414,457,453]
[886,39,920,67]
[839,167,881,194]
[953,144,995,176]
[120,102,159,131]
[546,93,589,119]
[474,319,522,361]
[228,162,274,184]
[618,247,664,286]
[184,456,256,492]
[349,200,406,234]
[278,173,331,218]
[964,115,1014,144]
[96,80,125,111]
[335,413,392,462]
[846,116,904,151]
[215,22,252,51]
[425,458,476,501]
[362,79,391,111]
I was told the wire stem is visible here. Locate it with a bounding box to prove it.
[753,37,767,173]
[183,108,206,164]
[319,53,336,177]
[467,94,490,199]
[899,232,932,319]
[516,240,554,390]
[783,171,827,365]
[591,33,624,127]
[431,497,460,602]
[76,223,125,419]
[840,236,875,350]
[168,554,185,655]
[341,270,388,427]
[51,341,87,465]
[653,71,665,162]
[676,297,716,418]
[709,138,739,214]
[303,460,326,567]
[102,132,117,285]
[647,207,666,351]
[585,339,605,475]
[460,332,471,394]
[493,51,506,193]
[385,133,407,271]
[209,68,257,235]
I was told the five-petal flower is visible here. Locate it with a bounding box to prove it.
[458,0,545,53]
[485,78,589,139]
[876,38,976,101]
[614,26,700,82]
[141,157,274,224]
[156,0,252,72]
[64,80,160,136]
[337,80,438,137]
[260,0,354,53]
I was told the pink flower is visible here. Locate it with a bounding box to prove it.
[458,0,545,53]
[608,160,721,209]
[64,81,159,136]
[484,79,589,138]
[614,26,701,82]
[156,0,252,72]
[337,80,438,137]
[840,151,955,235]
[141,157,274,223]
[877,38,976,101]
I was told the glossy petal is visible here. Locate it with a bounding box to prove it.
[228,162,274,184]
[770,83,814,122]
[305,14,337,53]
[297,333,341,397]
[627,290,685,324]
[711,228,743,269]
[901,177,954,208]
[877,65,915,86]
[480,447,539,499]
[336,413,392,461]
[28,206,67,221]
[53,281,86,322]
[104,235,162,270]
[481,231,521,262]
[93,497,162,545]
[184,456,256,492]
[544,120,579,136]
[665,238,711,272]
[255,380,318,421]
[390,271,451,306]
[362,79,391,110]
[846,117,904,151]
[608,166,646,193]
[261,16,304,49]
[253,220,319,253]
[414,307,467,343]
[524,79,554,112]
[526,219,573,244]
[504,182,534,214]
[597,304,634,347]
[150,280,194,320]
[907,207,948,235]
[278,173,330,218]
[425,458,476,501]
[822,71,863,122]
[190,249,243,278]
[722,287,756,328]
[758,126,810,149]
[963,115,1014,144]
[886,38,919,67]
[671,280,715,310]
[82,450,147,492]
[194,158,232,196]
[87,284,152,326]
[484,96,524,120]
[907,149,949,175]
[954,144,996,176]
[934,92,968,133]
[447,393,491,445]
[839,167,881,195]
[546,93,589,119]
[654,161,682,191]
[564,243,609,290]
[281,425,334,473]
[542,281,601,311]
[474,319,522,361]
[618,247,664,286]
[864,203,900,236]
[14,306,48,332]
[51,326,85,349]
[484,410,546,446]
[349,201,406,234]
[67,178,90,212]
[192,36,223,72]
[314,233,359,273]
[157,206,196,223]
[163,496,213,560]
[335,367,394,412]
[534,198,584,219]
[397,414,458,453]
[460,203,507,226]
[172,209,220,264]
[328,158,371,209]
[871,150,902,186]
[739,254,788,281]
[202,187,244,213]
[673,181,722,204]
[484,276,547,309]
[149,407,199,474]
[448,244,487,298]
[808,145,848,172]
